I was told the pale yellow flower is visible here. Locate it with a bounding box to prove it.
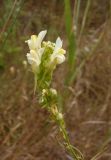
[50,88,57,95]
[26,30,47,51]
[50,37,66,64]
[26,49,44,72]
[26,30,47,71]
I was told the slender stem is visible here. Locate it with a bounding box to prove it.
[78,0,91,43]
[0,0,18,41]
[60,124,79,159]
[73,0,81,35]
[50,105,84,160]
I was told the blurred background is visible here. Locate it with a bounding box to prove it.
[0,0,111,159]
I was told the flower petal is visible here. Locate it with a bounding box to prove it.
[31,35,38,49]
[26,50,41,67]
[26,53,32,64]
[56,54,65,64]
[37,30,47,48]
[54,37,62,53]
[38,48,45,58]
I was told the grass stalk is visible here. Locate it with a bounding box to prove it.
[73,0,81,35]
[0,0,18,42]
[0,0,24,51]
[78,0,91,43]
[64,0,77,85]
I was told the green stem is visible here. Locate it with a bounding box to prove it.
[58,119,83,160]
[50,105,84,160]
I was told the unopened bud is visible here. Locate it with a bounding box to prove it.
[50,88,57,95]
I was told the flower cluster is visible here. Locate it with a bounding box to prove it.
[26,30,66,74]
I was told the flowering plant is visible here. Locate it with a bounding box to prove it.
[26,30,66,90]
[25,30,83,160]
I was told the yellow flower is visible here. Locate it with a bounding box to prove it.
[26,30,47,51]
[50,88,57,95]
[26,30,47,72]
[50,37,66,64]
[26,49,44,72]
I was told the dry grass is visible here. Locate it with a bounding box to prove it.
[0,0,111,160]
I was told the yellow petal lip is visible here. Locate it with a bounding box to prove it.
[59,49,66,54]
[31,35,37,42]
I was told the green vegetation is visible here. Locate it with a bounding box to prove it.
[0,0,24,67]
